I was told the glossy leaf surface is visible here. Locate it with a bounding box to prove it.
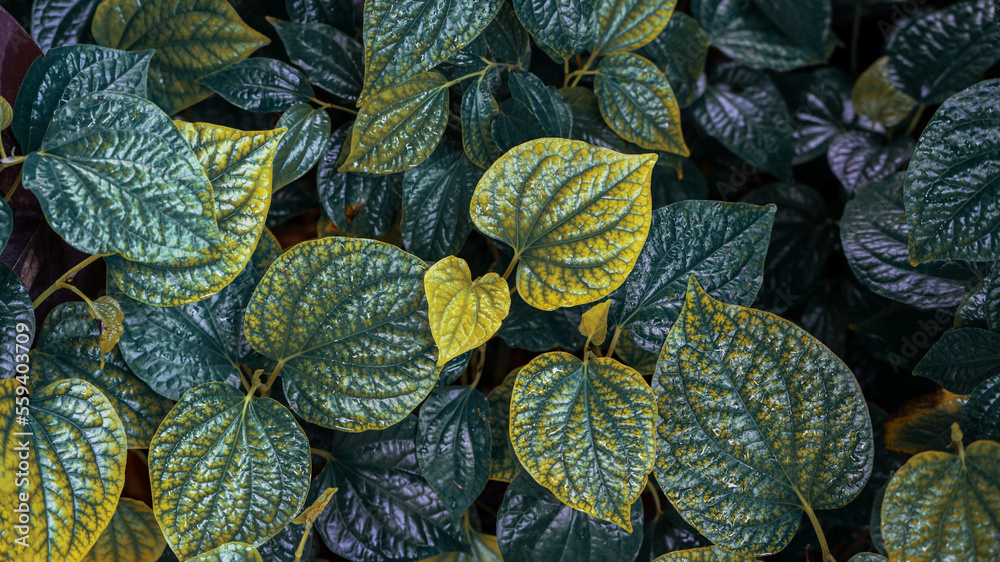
[285,0,353,32]
[590,0,676,55]
[461,77,503,169]
[653,547,754,561]
[513,0,594,60]
[914,328,1000,394]
[487,368,521,482]
[80,497,166,562]
[0,264,34,376]
[30,0,103,52]
[827,132,913,195]
[884,391,968,455]
[638,13,708,107]
[199,58,316,113]
[497,294,587,351]
[188,543,263,561]
[272,103,331,191]
[269,19,364,100]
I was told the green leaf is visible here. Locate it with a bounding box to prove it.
[257,517,317,562]
[0,198,10,253]
[914,328,1000,394]
[12,44,152,154]
[23,91,222,263]
[590,0,676,55]
[510,352,654,530]
[199,58,316,113]
[92,0,270,114]
[402,141,481,261]
[846,555,889,562]
[780,68,854,165]
[188,543,263,562]
[451,1,531,71]
[562,86,630,151]
[637,503,710,559]
[885,0,1000,105]
[497,294,588,351]
[0,96,9,130]
[271,103,331,191]
[651,156,707,207]
[653,546,755,561]
[956,278,989,329]
[609,200,775,353]
[309,415,468,560]
[461,76,504,169]
[852,56,916,128]
[964,375,1000,441]
[841,174,975,310]
[470,138,655,310]
[748,0,831,58]
[881,437,1000,560]
[638,13,708,107]
[513,0,594,60]
[885,390,968,455]
[579,300,611,345]
[81,497,166,562]
[339,72,449,175]
[0,264,34,376]
[0,378,127,561]
[507,70,573,139]
[29,0,104,52]
[360,0,501,103]
[487,367,522,482]
[905,79,1000,263]
[269,19,364,100]
[149,381,311,559]
[828,132,914,194]
[285,0,353,33]
[244,237,438,431]
[105,121,284,306]
[654,277,873,555]
[691,63,794,182]
[497,473,644,561]
[418,386,492,520]
[595,53,687,156]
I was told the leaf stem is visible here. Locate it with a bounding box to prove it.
[645,478,664,515]
[606,326,623,359]
[569,51,600,88]
[501,255,520,281]
[904,104,926,138]
[262,360,284,396]
[4,170,21,202]
[310,447,334,461]
[312,98,358,115]
[563,59,571,88]
[565,69,599,82]
[802,502,835,562]
[0,154,25,169]
[469,344,487,388]
[31,253,104,309]
[444,70,488,89]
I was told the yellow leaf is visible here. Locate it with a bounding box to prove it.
[579,300,611,346]
[89,296,124,362]
[291,487,337,525]
[885,389,968,455]
[425,256,511,367]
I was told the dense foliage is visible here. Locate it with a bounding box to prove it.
[0,0,999,560]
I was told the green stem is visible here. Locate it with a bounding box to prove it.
[31,254,103,309]
[606,326,623,359]
[566,69,599,82]
[563,58,571,88]
[802,502,835,562]
[0,154,25,169]
[443,69,488,89]
[311,98,358,115]
[850,6,861,77]
[262,361,284,396]
[904,104,926,138]
[4,170,21,202]
[310,447,334,461]
[569,51,599,88]
[501,255,520,281]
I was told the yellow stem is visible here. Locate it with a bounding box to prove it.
[262,361,284,396]
[31,254,104,309]
[501,255,520,280]
[569,51,599,88]
[310,447,334,461]
[4,171,21,202]
[802,502,834,562]
[606,326,623,359]
[645,479,663,515]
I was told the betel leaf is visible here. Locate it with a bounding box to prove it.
[779,67,854,165]
[0,198,10,253]
[461,76,503,169]
[105,121,284,306]
[905,79,1000,263]
[0,96,9,130]
[286,0,353,33]
[80,497,166,562]
[885,0,1000,105]
[91,0,270,115]
[470,138,655,310]
[964,375,1000,441]
[89,295,123,357]
[425,256,510,366]
[0,378,126,561]
[148,381,311,559]
[244,237,438,431]
[913,328,1000,394]
[487,367,522,482]
[507,70,573,139]
[652,547,754,561]
[986,265,1000,331]
[563,85,630,151]
[510,352,655,530]
[956,278,988,329]
[31,301,172,448]
[452,0,531,71]
[827,131,914,194]
[29,0,103,53]
[608,200,775,354]
[638,13,709,108]
[309,415,468,560]
[188,543,263,562]
[636,503,710,560]
[417,386,492,521]
[402,141,481,261]
[497,473,644,561]
[513,0,594,60]
[589,0,675,55]
[654,278,873,555]
[885,390,968,455]
[579,300,611,345]
[359,0,501,103]
[852,56,916,128]
[748,0,831,58]
[199,58,316,113]
[0,263,34,377]
[881,432,1000,560]
[497,294,588,351]
[12,44,152,154]
[269,19,364,100]
[841,174,975,310]
[691,62,794,182]
[339,72,449,175]
[595,53,687,155]
[272,103,331,191]
[23,91,222,263]
[258,516,317,562]
[491,98,547,154]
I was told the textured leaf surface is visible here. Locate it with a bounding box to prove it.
[269,19,363,100]
[964,375,1000,441]
[609,201,775,353]
[0,264,34,376]
[89,295,123,356]
[828,132,913,195]
[579,300,611,345]
[783,68,854,165]
[30,0,103,52]
[470,138,654,310]
[653,278,873,555]
[199,58,315,113]
[497,294,587,351]
[452,0,531,71]
[0,198,10,253]
[513,0,594,60]
[426,256,510,366]
[507,70,573,139]
[244,237,438,431]
[0,378,126,561]
[272,103,331,191]
[487,368,522,482]
[852,57,916,128]
[748,0,830,57]
[510,352,655,530]
[80,498,166,562]
[188,543,263,561]
[92,0,269,114]
[149,382,311,559]
[638,13,708,107]
[915,328,1000,394]
[653,546,754,561]
[590,0,676,55]
[461,77,503,169]
[285,0,353,32]
[885,391,968,455]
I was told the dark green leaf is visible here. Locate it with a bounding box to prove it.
[0,198,10,253]
[513,0,594,60]
[914,328,1000,394]
[452,2,531,71]
[487,367,522,482]
[269,19,363,100]
[491,97,547,153]
[651,157,707,208]
[461,76,504,169]
[199,58,316,113]
[964,375,1000,441]
[497,294,587,352]
[776,67,854,165]
[285,0,353,33]
[0,264,34,379]
[638,13,708,107]
[590,0,675,55]
[437,351,473,387]
[30,0,103,52]
[272,103,331,190]
[636,503,710,561]
[749,0,831,57]
[507,70,573,139]
[562,86,630,151]
[986,264,1000,332]
[956,279,989,329]
[258,519,316,562]
[828,131,913,194]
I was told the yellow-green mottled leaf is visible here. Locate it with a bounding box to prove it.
[92,0,270,114]
[653,277,874,556]
[882,437,1000,561]
[852,57,916,128]
[470,138,654,310]
[614,329,657,375]
[579,300,610,346]
[510,352,655,531]
[653,546,756,561]
[80,498,166,562]
[340,72,449,175]
[488,367,522,482]
[426,256,510,367]
[149,382,311,559]
[89,295,123,357]
[595,53,688,155]
[244,237,438,431]
[290,487,337,525]
[32,301,173,448]
[360,0,501,103]
[106,122,284,306]
[0,96,11,130]
[0,378,126,562]
[590,0,676,55]
[188,542,263,562]
[885,390,968,455]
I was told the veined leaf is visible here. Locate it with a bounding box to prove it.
[782,68,854,165]
[199,58,316,113]
[596,53,687,155]
[149,381,311,559]
[89,295,123,357]
[269,19,364,100]
[852,56,916,128]
[188,543,263,562]
[510,352,655,530]
[419,530,502,562]
[244,237,438,431]
[492,71,573,152]
[470,138,655,310]
[885,390,968,455]
[272,103,331,191]
[0,96,9,130]
[748,0,831,58]
[286,0,353,33]
[914,328,1000,394]
[638,13,709,107]
[1,264,35,376]
[0,199,10,253]
[654,278,873,555]
[80,498,166,562]
[563,86,630,151]
[590,0,676,55]
[0,378,126,561]
[92,0,270,114]
[339,72,449,175]
[487,367,522,482]
[964,375,1000,441]
[579,300,611,345]
[497,294,588,351]
[827,131,913,194]
[653,546,755,561]
[513,0,594,60]
[461,77,504,169]
[23,92,222,263]
[452,1,531,71]
[30,0,104,52]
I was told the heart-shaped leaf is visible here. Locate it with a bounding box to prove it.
[29,0,104,52]
[748,0,831,58]
[198,58,316,113]
[272,103,331,191]
[513,0,594,60]
[637,13,708,108]
[827,131,914,195]
[80,498,166,562]
[269,19,363,100]
[188,543,263,561]
[461,76,504,169]
[852,56,916,128]
[0,263,34,376]
[497,294,588,351]
[590,0,675,55]
[285,0,353,32]
[653,547,755,561]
